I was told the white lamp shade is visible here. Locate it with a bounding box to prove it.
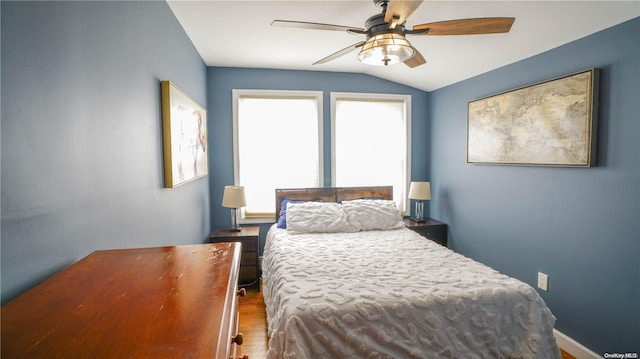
[408,182,431,200]
[222,185,246,208]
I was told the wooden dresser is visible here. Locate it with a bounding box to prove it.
[1,243,247,359]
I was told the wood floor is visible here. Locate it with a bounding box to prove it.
[237,282,576,359]
[237,283,268,359]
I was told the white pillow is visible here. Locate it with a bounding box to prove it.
[342,199,405,231]
[286,202,355,234]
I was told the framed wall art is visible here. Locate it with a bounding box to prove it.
[467,68,599,166]
[161,81,208,188]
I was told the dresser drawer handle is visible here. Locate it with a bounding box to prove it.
[232,333,244,345]
[237,288,246,297]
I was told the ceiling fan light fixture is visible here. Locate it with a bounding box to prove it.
[357,32,414,66]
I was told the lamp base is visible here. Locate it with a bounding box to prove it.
[228,208,241,232]
[412,200,426,223]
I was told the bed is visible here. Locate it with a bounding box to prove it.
[262,186,560,359]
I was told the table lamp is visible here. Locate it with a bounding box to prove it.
[222,185,246,232]
[408,181,431,223]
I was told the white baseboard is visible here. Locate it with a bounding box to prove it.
[554,329,601,359]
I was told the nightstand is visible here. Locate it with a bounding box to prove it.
[403,217,448,247]
[208,226,260,286]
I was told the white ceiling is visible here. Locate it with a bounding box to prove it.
[166,1,639,92]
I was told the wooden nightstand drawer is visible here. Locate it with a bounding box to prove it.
[209,226,260,286]
[241,252,257,266]
[240,266,258,281]
[403,217,448,247]
[235,238,257,252]
[413,227,447,246]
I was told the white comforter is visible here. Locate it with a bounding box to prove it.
[262,225,560,359]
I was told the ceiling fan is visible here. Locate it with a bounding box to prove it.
[272,0,515,68]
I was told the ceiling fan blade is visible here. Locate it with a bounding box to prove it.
[384,0,424,27]
[313,41,366,65]
[272,20,364,33]
[413,17,515,35]
[404,47,426,68]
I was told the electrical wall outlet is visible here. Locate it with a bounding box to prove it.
[537,272,549,291]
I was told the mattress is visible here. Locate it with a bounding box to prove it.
[262,225,560,359]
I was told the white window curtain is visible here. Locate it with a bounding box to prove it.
[233,90,323,218]
[331,93,411,213]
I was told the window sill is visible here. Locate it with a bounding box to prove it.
[241,217,276,225]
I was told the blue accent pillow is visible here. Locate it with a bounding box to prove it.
[277,199,303,229]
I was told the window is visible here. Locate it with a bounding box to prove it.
[331,93,411,213]
[232,90,323,219]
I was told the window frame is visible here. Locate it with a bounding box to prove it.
[232,89,324,223]
[330,92,412,214]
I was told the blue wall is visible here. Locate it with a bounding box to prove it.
[207,67,430,251]
[430,18,639,353]
[1,1,209,303]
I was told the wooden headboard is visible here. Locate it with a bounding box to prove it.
[275,186,393,215]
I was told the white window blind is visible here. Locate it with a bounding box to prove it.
[233,90,323,218]
[332,93,411,213]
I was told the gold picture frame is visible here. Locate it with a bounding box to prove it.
[467,68,599,166]
[161,81,208,188]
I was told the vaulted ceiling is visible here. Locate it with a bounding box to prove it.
[167,1,639,91]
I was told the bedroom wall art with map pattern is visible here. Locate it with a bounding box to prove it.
[467,68,599,166]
